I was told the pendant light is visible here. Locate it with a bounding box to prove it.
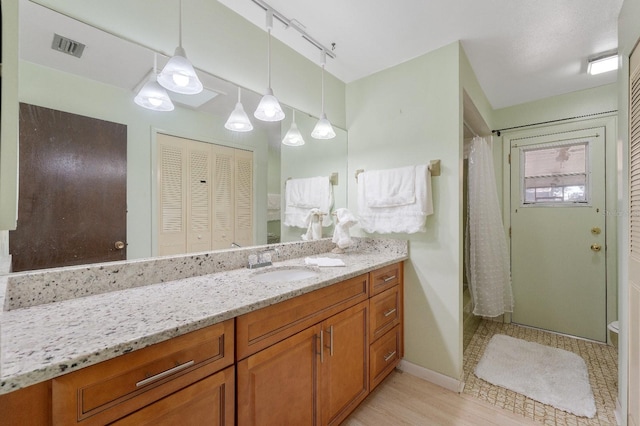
[254,10,285,122]
[134,53,175,112]
[311,51,336,140]
[282,110,305,146]
[157,0,203,95]
[225,87,253,132]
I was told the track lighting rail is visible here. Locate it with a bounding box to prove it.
[249,0,336,59]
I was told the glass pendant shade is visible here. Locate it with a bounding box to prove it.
[134,76,175,111]
[311,113,336,139]
[225,88,253,132]
[158,47,203,95]
[254,88,285,121]
[282,113,305,146]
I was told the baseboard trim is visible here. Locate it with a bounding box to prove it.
[397,360,463,393]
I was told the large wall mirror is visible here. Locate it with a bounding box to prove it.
[3,0,347,273]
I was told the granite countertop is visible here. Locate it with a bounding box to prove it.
[0,242,407,395]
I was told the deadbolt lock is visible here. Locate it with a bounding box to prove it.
[590,243,602,252]
[591,227,601,235]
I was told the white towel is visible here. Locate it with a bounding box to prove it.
[332,208,358,249]
[301,208,323,241]
[365,165,416,207]
[305,257,346,267]
[267,193,281,221]
[284,176,333,228]
[357,164,433,234]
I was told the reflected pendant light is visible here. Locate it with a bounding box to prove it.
[134,53,175,112]
[311,52,336,139]
[254,10,285,122]
[225,87,253,132]
[282,110,305,146]
[157,0,203,95]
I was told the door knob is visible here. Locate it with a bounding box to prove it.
[114,241,125,250]
[590,243,601,252]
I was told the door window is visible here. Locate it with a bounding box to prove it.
[521,141,589,205]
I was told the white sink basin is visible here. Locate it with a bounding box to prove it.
[252,266,320,283]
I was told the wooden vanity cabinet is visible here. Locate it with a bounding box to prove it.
[236,275,370,426]
[368,263,404,391]
[51,319,234,425]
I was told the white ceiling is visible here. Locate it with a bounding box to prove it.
[218,0,624,109]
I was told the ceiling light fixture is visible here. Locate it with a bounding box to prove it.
[254,10,285,122]
[225,87,254,132]
[134,53,175,112]
[587,53,618,75]
[311,51,336,140]
[282,110,305,146]
[158,0,203,94]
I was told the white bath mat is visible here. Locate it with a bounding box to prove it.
[474,334,596,418]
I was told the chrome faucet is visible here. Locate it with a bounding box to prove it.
[248,248,279,269]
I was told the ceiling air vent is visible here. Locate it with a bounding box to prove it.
[51,33,86,58]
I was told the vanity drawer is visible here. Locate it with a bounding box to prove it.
[370,286,401,342]
[369,325,401,391]
[52,320,234,425]
[236,273,368,360]
[369,263,402,296]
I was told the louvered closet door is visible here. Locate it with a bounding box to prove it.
[234,149,254,247]
[628,43,640,426]
[187,144,213,252]
[157,134,187,256]
[212,145,236,250]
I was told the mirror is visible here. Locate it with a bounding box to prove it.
[4,0,348,272]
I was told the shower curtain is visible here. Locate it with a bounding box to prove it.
[465,136,514,317]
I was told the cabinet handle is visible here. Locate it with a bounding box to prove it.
[383,308,397,317]
[383,275,396,283]
[383,351,397,362]
[319,331,324,363]
[136,360,195,388]
[327,326,334,356]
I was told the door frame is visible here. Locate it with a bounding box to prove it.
[501,114,618,341]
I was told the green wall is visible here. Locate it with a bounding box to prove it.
[347,42,464,380]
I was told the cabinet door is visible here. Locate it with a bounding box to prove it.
[110,366,234,426]
[237,324,321,426]
[320,300,369,426]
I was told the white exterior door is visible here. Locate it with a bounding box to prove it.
[510,128,607,342]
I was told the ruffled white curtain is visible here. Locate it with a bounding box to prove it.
[465,136,514,317]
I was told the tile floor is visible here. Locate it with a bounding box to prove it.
[463,320,619,426]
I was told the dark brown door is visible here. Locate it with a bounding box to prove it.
[9,103,127,272]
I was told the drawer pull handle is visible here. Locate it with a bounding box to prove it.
[136,360,195,388]
[383,351,397,362]
[383,308,397,317]
[383,275,396,283]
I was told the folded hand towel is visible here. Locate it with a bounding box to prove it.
[305,257,346,267]
[332,208,358,249]
[364,165,416,208]
[302,208,323,241]
[357,164,433,234]
[267,193,281,222]
[284,176,333,228]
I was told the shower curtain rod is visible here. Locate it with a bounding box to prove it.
[491,110,617,136]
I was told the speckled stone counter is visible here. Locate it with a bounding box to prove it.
[0,238,407,395]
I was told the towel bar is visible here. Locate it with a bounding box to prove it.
[286,173,339,186]
[354,160,441,181]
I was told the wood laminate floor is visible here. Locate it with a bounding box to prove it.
[343,370,539,425]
